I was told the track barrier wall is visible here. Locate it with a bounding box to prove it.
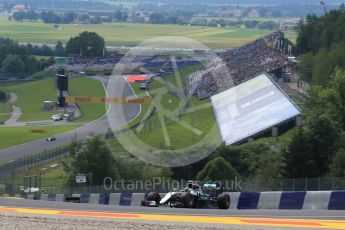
[279,191,306,209]
[303,191,331,210]
[2,190,345,210]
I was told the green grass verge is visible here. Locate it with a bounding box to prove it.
[0,126,79,150]
[113,64,220,150]
[10,159,68,187]
[0,103,11,124]
[68,77,107,122]
[1,79,57,122]
[240,128,294,149]
[0,77,106,122]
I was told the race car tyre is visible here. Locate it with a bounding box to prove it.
[181,192,194,208]
[147,192,161,204]
[217,193,230,209]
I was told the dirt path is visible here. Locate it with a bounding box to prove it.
[4,93,24,126]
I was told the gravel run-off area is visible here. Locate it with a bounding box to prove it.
[0,213,296,230]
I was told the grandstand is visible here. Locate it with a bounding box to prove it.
[211,73,301,145]
[187,31,294,99]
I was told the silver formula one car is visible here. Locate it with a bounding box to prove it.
[141,181,230,209]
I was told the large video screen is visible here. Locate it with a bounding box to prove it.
[211,74,300,145]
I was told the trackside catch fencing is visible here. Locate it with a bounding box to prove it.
[1,177,345,196]
[242,177,345,192]
[0,145,69,180]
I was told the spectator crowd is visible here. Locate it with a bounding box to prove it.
[187,32,290,99]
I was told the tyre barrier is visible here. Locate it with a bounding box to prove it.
[3,190,345,210]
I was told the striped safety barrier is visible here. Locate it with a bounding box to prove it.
[4,190,345,210]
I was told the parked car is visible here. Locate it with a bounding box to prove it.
[51,114,63,121]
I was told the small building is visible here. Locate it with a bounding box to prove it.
[43,101,54,111]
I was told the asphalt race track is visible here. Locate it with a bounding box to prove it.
[0,197,345,229]
[0,197,344,219]
[0,76,140,164]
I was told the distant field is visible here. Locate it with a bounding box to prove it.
[0,16,297,48]
[0,126,79,149]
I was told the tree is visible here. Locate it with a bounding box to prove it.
[12,11,26,21]
[63,138,173,185]
[284,128,318,178]
[65,31,105,57]
[1,54,24,78]
[40,11,61,24]
[0,90,7,102]
[62,12,76,24]
[79,14,90,23]
[196,157,239,183]
[310,43,345,86]
[55,41,65,56]
[113,11,127,22]
[244,20,258,29]
[329,68,345,129]
[305,106,342,176]
[329,148,345,177]
[257,21,278,30]
[251,148,285,182]
[298,53,313,82]
[113,151,172,181]
[91,16,101,24]
[64,137,119,185]
[287,67,345,178]
[295,7,345,55]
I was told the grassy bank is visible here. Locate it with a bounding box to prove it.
[0,103,11,124]
[1,79,57,122]
[68,77,107,122]
[0,77,106,122]
[0,126,79,150]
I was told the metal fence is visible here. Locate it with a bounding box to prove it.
[1,177,345,196]
[241,177,345,192]
[0,145,69,180]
